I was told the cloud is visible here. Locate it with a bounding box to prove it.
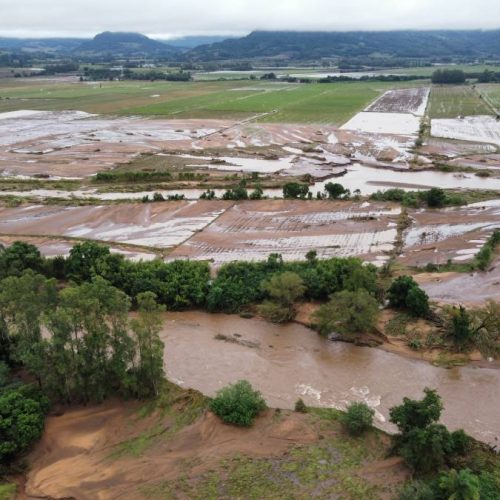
[1,0,499,38]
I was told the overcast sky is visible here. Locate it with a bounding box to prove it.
[1,0,499,38]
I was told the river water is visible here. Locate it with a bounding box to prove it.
[160,311,500,446]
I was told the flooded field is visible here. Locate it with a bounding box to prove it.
[431,115,500,147]
[416,259,500,306]
[0,201,230,248]
[365,87,430,116]
[161,311,500,445]
[399,200,500,267]
[168,200,399,265]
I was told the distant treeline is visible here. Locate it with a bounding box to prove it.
[81,67,192,81]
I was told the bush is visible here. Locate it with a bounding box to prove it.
[387,276,429,318]
[258,271,305,323]
[341,402,374,436]
[210,380,267,427]
[398,480,436,500]
[294,398,307,413]
[313,289,379,337]
[0,385,46,464]
[389,389,471,474]
[439,469,480,499]
[283,182,309,199]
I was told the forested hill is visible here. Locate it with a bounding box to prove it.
[74,32,180,57]
[188,30,500,61]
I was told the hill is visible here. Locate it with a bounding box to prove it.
[74,31,180,57]
[188,29,500,61]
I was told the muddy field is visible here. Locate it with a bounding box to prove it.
[399,200,500,267]
[365,87,430,116]
[416,257,500,306]
[0,200,230,249]
[431,115,500,148]
[168,200,399,265]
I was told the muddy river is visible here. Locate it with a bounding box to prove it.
[161,311,500,445]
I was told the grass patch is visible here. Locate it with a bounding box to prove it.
[0,484,16,500]
[109,381,209,460]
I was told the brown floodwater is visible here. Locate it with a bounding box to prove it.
[161,311,500,445]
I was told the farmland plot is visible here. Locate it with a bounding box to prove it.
[365,87,430,116]
[0,200,230,248]
[399,200,500,267]
[431,116,500,147]
[168,200,400,265]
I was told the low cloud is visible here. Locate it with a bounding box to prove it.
[1,0,499,38]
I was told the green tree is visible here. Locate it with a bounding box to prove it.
[439,469,480,500]
[341,402,374,436]
[389,389,470,474]
[0,272,57,384]
[258,271,305,323]
[313,289,379,337]
[387,276,429,317]
[425,187,447,208]
[324,182,350,200]
[283,182,309,199]
[0,386,46,464]
[210,380,266,427]
[448,306,473,351]
[0,241,44,279]
[389,388,443,433]
[66,241,110,282]
[130,292,165,398]
[44,277,133,403]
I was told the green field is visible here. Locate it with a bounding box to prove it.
[427,85,494,118]
[478,84,500,112]
[0,78,425,125]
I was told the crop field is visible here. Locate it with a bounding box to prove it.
[427,86,493,118]
[478,84,500,111]
[0,78,424,125]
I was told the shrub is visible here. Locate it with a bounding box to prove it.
[313,289,379,337]
[341,402,374,436]
[283,182,309,199]
[209,380,266,427]
[294,398,307,413]
[387,276,429,318]
[398,480,436,500]
[439,469,480,500]
[0,385,46,464]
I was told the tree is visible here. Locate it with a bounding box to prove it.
[130,292,165,398]
[210,380,266,426]
[387,276,429,317]
[258,272,305,323]
[341,402,374,436]
[283,182,309,199]
[448,306,473,351]
[0,241,44,279]
[431,69,466,84]
[389,389,470,474]
[468,301,500,359]
[313,289,379,337]
[425,187,447,208]
[44,277,133,403]
[439,469,480,500]
[0,272,57,384]
[389,388,443,433]
[324,182,350,200]
[0,386,46,464]
[66,241,110,282]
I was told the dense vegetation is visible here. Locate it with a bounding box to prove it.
[431,69,467,84]
[370,187,466,208]
[189,30,500,61]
